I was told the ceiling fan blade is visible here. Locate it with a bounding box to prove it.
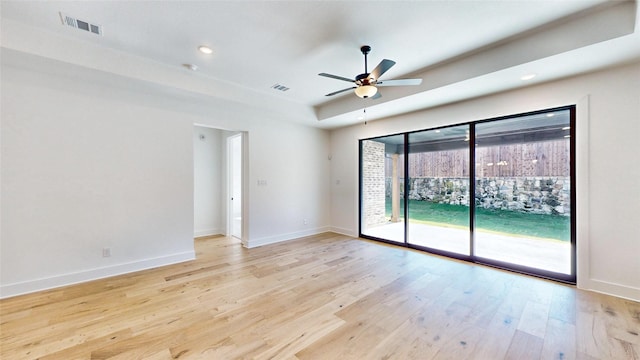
[376,78,422,86]
[319,73,354,83]
[325,87,356,96]
[369,59,396,81]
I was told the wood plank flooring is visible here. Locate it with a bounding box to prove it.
[1,233,638,359]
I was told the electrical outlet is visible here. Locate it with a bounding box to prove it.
[102,248,111,257]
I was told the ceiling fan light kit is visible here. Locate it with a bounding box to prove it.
[319,45,422,99]
[355,85,377,98]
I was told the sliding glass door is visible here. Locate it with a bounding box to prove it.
[474,109,574,278]
[407,126,470,256]
[360,134,404,244]
[359,106,575,283]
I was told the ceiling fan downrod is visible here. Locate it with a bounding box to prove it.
[361,45,371,74]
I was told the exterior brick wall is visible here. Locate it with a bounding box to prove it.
[362,140,387,228]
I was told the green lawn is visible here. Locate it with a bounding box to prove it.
[386,198,570,241]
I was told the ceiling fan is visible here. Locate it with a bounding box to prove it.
[319,45,422,99]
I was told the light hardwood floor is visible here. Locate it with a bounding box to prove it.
[1,233,638,359]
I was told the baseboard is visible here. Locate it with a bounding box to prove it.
[193,228,221,238]
[329,226,357,237]
[245,226,331,248]
[582,278,640,302]
[0,251,195,299]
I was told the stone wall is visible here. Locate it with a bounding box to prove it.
[362,140,387,228]
[406,177,469,206]
[387,176,570,216]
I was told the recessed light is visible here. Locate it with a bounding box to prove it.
[521,73,536,81]
[198,45,213,54]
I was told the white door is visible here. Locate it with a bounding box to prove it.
[228,134,242,239]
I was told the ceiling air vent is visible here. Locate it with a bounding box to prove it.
[59,12,102,35]
[271,84,290,92]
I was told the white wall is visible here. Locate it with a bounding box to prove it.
[193,126,223,237]
[329,61,640,301]
[247,121,332,247]
[0,51,332,298]
[1,62,196,297]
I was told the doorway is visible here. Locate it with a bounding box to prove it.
[228,133,242,239]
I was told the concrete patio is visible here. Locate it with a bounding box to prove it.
[363,221,571,274]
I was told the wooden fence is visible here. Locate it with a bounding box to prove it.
[386,140,569,177]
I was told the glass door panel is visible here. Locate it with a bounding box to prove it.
[474,109,573,275]
[360,135,405,243]
[407,126,470,255]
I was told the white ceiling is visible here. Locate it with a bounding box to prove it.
[1,0,639,129]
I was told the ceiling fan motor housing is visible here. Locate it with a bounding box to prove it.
[356,73,374,86]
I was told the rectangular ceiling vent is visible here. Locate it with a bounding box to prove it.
[271,84,290,92]
[59,12,102,36]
